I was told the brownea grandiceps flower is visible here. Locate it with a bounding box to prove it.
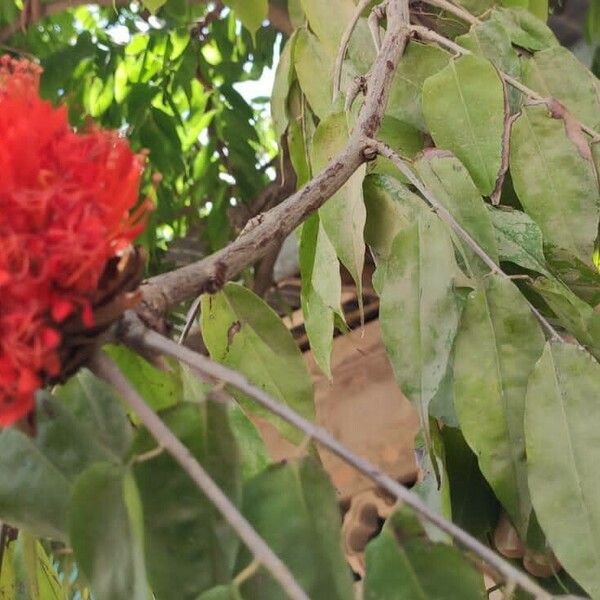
[0,55,149,426]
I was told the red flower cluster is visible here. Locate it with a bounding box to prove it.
[0,55,148,425]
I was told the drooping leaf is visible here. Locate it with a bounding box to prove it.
[523,46,600,132]
[311,112,366,299]
[531,277,600,359]
[510,104,599,265]
[377,213,462,441]
[69,463,147,600]
[363,173,426,261]
[294,29,335,119]
[487,206,551,276]
[453,275,545,536]
[299,214,344,378]
[441,427,500,541]
[271,31,297,140]
[222,0,268,39]
[363,509,487,599]
[133,402,241,599]
[415,151,499,274]
[525,342,600,598]
[422,54,507,196]
[201,283,314,443]
[237,457,354,600]
[490,8,559,51]
[387,41,451,132]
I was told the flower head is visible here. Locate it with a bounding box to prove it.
[0,55,148,425]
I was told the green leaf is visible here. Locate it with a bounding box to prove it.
[525,342,600,598]
[69,463,147,600]
[453,276,545,536]
[488,206,551,276]
[523,47,600,132]
[422,54,507,196]
[377,214,462,441]
[105,345,183,413]
[201,283,314,443]
[387,41,451,132]
[415,151,499,274]
[509,104,599,265]
[490,8,558,51]
[441,427,500,541]
[293,29,335,119]
[140,0,167,14]
[237,457,354,600]
[363,509,486,599]
[531,277,600,359]
[0,384,132,541]
[271,31,297,140]
[500,0,547,21]
[298,0,356,56]
[311,112,366,299]
[223,0,268,39]
[299,214,344,378]
[133,402,241,599]
[363,173,426,261]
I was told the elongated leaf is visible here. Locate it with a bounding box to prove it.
[488,206,551,276]
[378,214,461,439]
[415,151,499,274]
[69,463,147,600]
[237,457,354,600]
[294,29,335,119]
[223,0,268,38]
[422,54,507,196]
[271,31,297,140]
[363,173,426,261]
[510,104,599,265]
[299,214,343,378]
[133,402,241,599]
[523,47,600,131]
[201,283,314,443]
[525,343,600,598]
[531,277,600,359]
[363,509,486,599]
[387,41,451,131]
[312,112,366,298]
[453,276,545,535]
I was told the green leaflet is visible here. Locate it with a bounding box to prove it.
[299,214,344,378]
[453,276,545,536]
[415,152,499,275]
[422,54,507,196]
[69,464,147,600]
[387,41,451,132]
[490,8,559,51]
[311,112,366,300]
[523,46,600,132]
[525,343,600,598]
[237,457,354,600]
[488,206,552,277]
[510,104,600,265]
[201,283,314,443]
[363,509,486,599]
[270,31,297,140]
[222,0,268,39]
[378,214,461,442]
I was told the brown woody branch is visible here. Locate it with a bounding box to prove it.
[137,0,410,320]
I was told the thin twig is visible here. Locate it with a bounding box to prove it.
[367,138,565,343]
[179,296,202,344]
[419,0,480,25]
[410,25,599,138]
[89,351,309,600]
[116,311,553,600]
[333,0,374,102]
